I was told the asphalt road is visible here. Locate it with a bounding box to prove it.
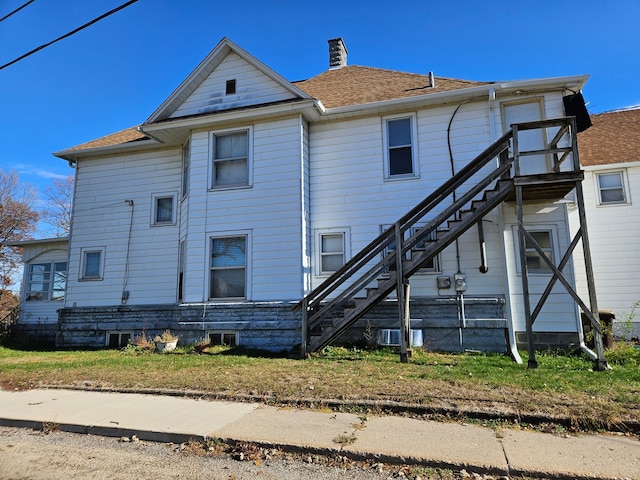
[0,426,465,480]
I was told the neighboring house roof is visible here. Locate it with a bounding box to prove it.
[578,107,640,167]
[293,66,489,109]
[8,237,69,247]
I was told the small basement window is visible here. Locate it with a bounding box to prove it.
[106,331,132,348]
[209,331,238,347]
[226,79,236,95]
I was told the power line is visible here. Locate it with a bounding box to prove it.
[0,0,138,71]
[0,0,35,23]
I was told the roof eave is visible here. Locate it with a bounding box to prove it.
[53,138,158,162]
[9,236,69,247]
[140,98,322,143]
[321,75,590,118]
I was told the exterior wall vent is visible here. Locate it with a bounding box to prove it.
[328,38,348,69]
[378,329,424,347]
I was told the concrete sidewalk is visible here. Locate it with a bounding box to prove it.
[0,388,637,479]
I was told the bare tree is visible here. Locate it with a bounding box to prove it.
[0,170,39,310]
[41,175,74,236]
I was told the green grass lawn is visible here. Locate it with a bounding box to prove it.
[1,344,638,432]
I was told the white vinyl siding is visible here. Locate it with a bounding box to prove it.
[503,204,579,333]
[309,102,507,295]
[569,162,640,325]
[181,117,304,303]
[66,147,181,306]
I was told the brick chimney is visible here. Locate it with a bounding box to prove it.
[328,38,348,69]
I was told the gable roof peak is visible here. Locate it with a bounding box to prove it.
[144,37,311,124]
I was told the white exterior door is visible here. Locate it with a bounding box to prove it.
[502,100,548,175]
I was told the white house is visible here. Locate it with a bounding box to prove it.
[571,107,640,339]
[13,38,603,363]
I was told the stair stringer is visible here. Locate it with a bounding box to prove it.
[306,178,515,353]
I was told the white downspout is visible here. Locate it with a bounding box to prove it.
[564,206,599,361]
[490,87,523,364]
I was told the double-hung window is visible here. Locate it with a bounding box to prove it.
[597,171,627,205]
[26,262,67,301]
[384,115,417,178]
[212,130,250,187]
[210,236,247,299]
[319,233,345,275]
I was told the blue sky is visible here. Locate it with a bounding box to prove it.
[1,0,638,224]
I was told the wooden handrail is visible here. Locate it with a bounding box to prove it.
[296,118,579,344]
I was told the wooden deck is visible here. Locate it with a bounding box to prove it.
[507,171,584,202]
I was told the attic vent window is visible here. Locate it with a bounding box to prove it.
[226,79,236,95]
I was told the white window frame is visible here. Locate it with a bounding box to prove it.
[106,331,132,348]
[210,127,253,189]
[512,226,558,275]
[382,113,419,180]
[208,331,238,347]
[25,261,67,301]
[151,192,177,226]
[208,232,250,300]
[316,228,350,276]
[595,169,630,206]
[410,226,440,273]
[80,247,105,281]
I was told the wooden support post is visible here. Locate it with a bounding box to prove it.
[300,297,308,359]
[395,224,411,363]
[402,280,412,363]
[513,125,538,369]
[575,180,608,371]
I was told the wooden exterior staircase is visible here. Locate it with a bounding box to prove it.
[295,117,607,368]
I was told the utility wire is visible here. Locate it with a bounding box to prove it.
[0,0,35,23]
[0,0,138,71]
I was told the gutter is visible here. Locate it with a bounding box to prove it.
[320,75,589,119]
[53,137,157,163]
